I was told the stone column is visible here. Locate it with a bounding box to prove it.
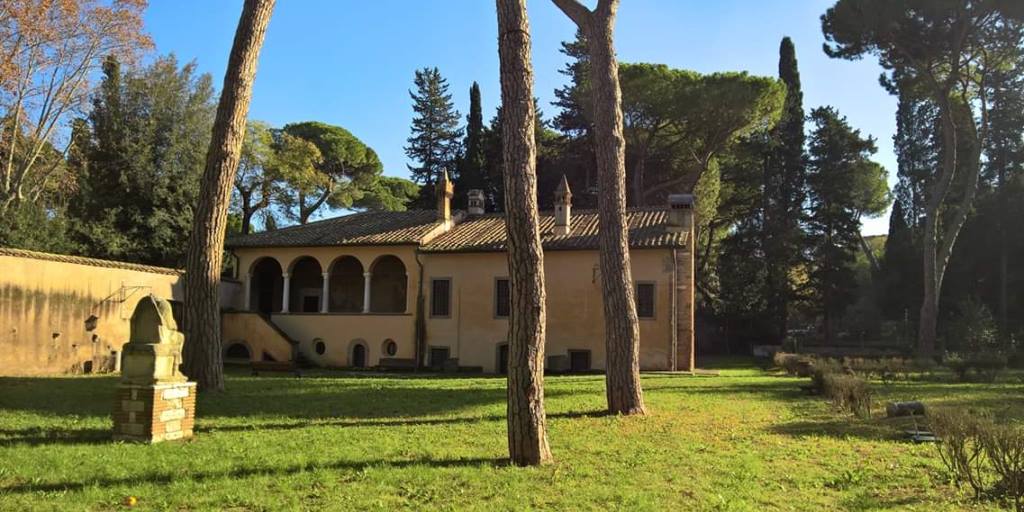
[321,272,330,313]
[362,272,372,313]
[243,273,252,311]
[281,272,291,313]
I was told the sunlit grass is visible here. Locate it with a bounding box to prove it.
[0,360,1020,510]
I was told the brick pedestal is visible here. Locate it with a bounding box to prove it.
[113,381,196,443]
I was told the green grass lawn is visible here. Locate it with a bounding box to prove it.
[0,360,1020,511]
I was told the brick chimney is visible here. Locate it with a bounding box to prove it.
[467,189,485,216]
[667,194,694,233]
[553,174,572,235]
[437,169,454,225]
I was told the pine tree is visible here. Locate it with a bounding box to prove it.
[805,107,888,343]
[762,36,807,344]
[553,0,647,416]
[497,0,553,466]
[405,67,461,207]
[182,0,275,391]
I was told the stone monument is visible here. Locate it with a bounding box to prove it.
[112,294,196,443]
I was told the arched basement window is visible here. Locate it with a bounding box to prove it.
[225,342,251,363]
[250,257,283,313]
[289,257,323,313]
[329,256,364,312]
[370,255,407,313]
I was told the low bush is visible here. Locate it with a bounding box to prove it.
[945,352,1008,383]
[930,408,1024,510]
[929,408,991,498]
[821,373,872,418]
[773,352,806,376]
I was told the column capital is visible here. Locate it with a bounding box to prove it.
[282,272,290,279]
[363,271,372,277]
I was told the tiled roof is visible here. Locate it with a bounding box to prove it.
[225,210,443,248]
[420,208,689,253]
[0,247,182,275]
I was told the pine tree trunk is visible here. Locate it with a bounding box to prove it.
[182,0,275,391]
[552,0,646,416]
[496,0,553,466]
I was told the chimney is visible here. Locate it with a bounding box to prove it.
[467,189,485,216]
[553,174,572,235]
[667,194,694,233]
[437,169,454,225]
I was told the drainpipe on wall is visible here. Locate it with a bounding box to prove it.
[414,250,427,371]
[670,248,679,372]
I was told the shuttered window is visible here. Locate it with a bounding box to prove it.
[636,282,656,319]
[495,278,510,318]
[431,278,451,317]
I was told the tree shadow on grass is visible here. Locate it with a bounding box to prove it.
[0,409,609,448]
[767,416,906,442]
[0,375,513,421]
[0,456,507,495]
[0,427,111,447]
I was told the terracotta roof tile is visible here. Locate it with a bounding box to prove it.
[226,210,443,248]
[421,208,689,253]
[0,247,182,275]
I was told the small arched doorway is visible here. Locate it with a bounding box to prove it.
[250,258,283,313]
[351,343,367,368]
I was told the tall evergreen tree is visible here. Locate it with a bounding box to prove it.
[455,81,487,208]
[67,55,216,266]
[804,107,889,343]
[762,36,807,344]
[405,67,461,208]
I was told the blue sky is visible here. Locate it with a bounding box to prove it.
[145,0,896,235]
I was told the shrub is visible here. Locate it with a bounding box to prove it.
[946,297,999,353]
[930,408,1024,510]
[945,352,1008,383]
[822,373,873,418]
[929,407,992,499]
[773,352,805,376]
[981,423,1024,511]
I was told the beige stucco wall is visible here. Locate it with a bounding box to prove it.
[232,245,421,366]
[0,252,181,376]
[421,249,678,372]
[228,244,691,373]
[221,312,295,363]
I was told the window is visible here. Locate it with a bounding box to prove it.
[569,350,591,372]
[429,347,450,370]
[431,278,451,317]
[314,339,326,355]
[495,278,510,318]
[636,282,656,319]
[383,339,398,357]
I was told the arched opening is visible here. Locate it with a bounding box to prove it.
[351,343,367,368]
[370,255,407,313]
[289,256,323,313]
[329,256,364,312]
[225,342,251,364]
[250,257,283,313]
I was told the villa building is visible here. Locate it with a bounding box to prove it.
[223,173,696,373]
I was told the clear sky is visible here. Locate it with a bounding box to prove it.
[144,0,897,235]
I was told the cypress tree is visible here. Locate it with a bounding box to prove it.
[762,36,807,343]
[456,82,487,208]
